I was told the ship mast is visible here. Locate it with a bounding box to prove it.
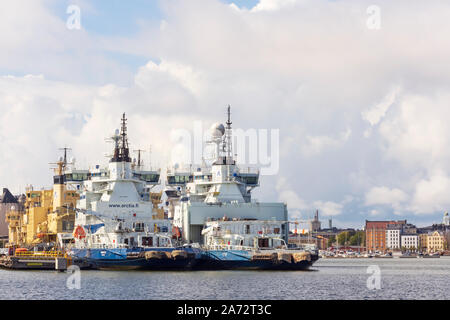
[111,113,131,163]
[133,149,146,170]
[50,147,72,176]
[225,105,232,159]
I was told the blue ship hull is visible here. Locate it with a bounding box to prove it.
[70,247,201,271]
[193,250,319,271]
[70,248,319,271]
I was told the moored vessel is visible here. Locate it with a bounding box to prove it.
[195,218,318,270]
[68,114,199,270]
[168,106,318,270]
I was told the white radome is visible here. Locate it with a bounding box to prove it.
[210,122,225,138]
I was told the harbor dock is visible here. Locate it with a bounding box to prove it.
[0,251,90,271]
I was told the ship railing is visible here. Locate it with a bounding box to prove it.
[208,244,255,251]
[15,251,66,258]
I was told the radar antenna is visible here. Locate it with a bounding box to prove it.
[225,105,233,160]
[110,113,132,163]
[49,147,73,176]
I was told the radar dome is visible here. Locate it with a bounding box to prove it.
[115,129,120,136]
[210,122,225,138]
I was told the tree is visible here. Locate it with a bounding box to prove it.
[349,231,365,246]
[327,235,336,247]
[337,232,351,246]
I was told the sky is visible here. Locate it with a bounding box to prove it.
[1,0,450,229]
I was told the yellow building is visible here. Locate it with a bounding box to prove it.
[419,233,428,251]
[427,231,446,253]
[6,207,24,246]
[6,153,79,247]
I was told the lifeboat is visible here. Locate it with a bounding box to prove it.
[172,226,181,239]
[15,248,28,255]
[73,225,86,240]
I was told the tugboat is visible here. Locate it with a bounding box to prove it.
[168,106,319,270]
[69,114,199,270]
[197,218,318,270]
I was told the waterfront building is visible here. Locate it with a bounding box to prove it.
[427,231,446,253]
[403,223,417,234]
[386,224,402,250]
[385,222,418,251]
[365,220,406,252]
[418,232,428,251]
[0,188,24,239]
[400,234,419,250]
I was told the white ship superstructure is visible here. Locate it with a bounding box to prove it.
[201,219,287,250]
[73,114,171,249]
[170,107,288,244]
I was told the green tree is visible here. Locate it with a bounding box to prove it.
[327,235,336,247]
[349,231,365,246]
[337,231,351,246]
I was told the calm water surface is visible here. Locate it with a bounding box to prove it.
[0,257,449,300]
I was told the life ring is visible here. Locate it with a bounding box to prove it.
[73,225,86,240]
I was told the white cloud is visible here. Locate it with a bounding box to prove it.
[275,177,308,211]
[379,92,450,171]
[365,186,408,207]
[251,0,301,11]
[409,172,450,215]
[300,128,351,156]
[313,201,343,217]
[362,86,400,127]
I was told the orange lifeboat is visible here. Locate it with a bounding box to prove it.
[172,226,181,239]
[15,248,28,255]
[73,225,86,240]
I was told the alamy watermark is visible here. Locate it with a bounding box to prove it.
[366,5,381,30]
[66,265,81,290]
[366,265,381,290]
[170,121,279,176]
[66,5,81,30]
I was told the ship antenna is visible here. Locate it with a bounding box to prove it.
[120,113,131,162]
[50,147,72,176]
[133,149,146,168]
[225,105,233,159]
[58,146,72,171]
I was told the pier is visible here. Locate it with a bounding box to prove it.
[0,251,90,271]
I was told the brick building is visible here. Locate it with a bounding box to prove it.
[365,220,406,253]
